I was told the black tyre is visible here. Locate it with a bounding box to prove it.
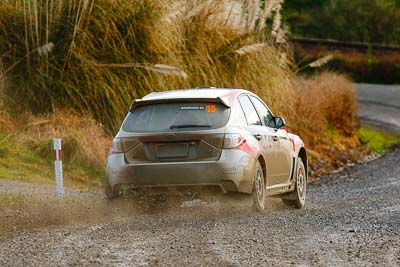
[251,161,266,212]
[282,157,306,209]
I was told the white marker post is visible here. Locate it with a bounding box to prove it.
[53,138,64,197]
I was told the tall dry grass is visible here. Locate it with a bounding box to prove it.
[17,110,109,169]
[0,68,13,133]
[0,0,291,131]
[290,72,363,178]
[291,72,357,147]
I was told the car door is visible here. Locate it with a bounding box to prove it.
[273,128,293,183]
[249,96,292,185]
[238,95,278,186]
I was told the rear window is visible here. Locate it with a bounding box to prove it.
[122,102,231,132]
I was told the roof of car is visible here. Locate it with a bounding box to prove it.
[140,88,252,107]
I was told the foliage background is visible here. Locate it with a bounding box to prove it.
[283,0,400,44]
[284,0,400,84]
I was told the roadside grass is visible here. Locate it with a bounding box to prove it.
[291,72,357,148]
[0,140,53,184]
[358,127,399,154]
[307,128,368,179]
[0,128,105,189]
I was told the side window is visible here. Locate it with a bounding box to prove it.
[238,96,262,126]
[229,100,248,126]
[249,96,276,128]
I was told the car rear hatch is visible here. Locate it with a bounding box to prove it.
[120,100,230,163]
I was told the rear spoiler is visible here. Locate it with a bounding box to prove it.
[129,97,230,111]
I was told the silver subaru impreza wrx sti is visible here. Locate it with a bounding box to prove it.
[105,88,307,211]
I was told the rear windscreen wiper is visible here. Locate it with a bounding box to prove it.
[170,124,212,129]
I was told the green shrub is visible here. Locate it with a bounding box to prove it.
[284,0,400,44]
[358,127,399,154]
[294,48,400,84]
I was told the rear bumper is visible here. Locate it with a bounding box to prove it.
[106,150,256,194]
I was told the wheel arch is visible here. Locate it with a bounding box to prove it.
[257,155,267,185]
[298,147,308,179]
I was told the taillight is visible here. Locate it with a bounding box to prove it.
[108,138,123,156]
[223,134,245,149]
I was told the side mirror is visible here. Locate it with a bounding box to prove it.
[275,116,286,129]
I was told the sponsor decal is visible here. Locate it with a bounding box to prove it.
[180,106,205,110]
[179,104,217,112]
[206,104,217,113]
[110,168,126,177]
[222,166,238,174]
[239,155,251,177]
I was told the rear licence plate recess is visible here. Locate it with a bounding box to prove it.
[156,143,189,158]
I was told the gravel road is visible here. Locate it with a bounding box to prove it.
[356,83,400,134]
[0,84,399,266]
[0,147,399,266]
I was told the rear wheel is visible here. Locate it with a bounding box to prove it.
[282,157,306,209]
[251,161,266,212]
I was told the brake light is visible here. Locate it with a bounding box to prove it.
[108,138,123,156]
[223,134,245,149]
